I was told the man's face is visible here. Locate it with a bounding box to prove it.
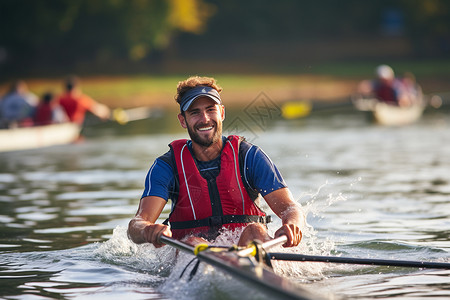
[178,97,225,147]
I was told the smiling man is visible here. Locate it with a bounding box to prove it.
[128,76,304,248]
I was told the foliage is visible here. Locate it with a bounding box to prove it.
[0,0,215,70]
[0,0,449,77]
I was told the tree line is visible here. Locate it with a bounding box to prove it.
[0,0,449,77]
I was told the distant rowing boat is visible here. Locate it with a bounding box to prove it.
[0,106,162,153]
[0,122,81,152]
[352,95,426,126]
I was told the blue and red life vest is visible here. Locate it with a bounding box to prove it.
[167,135,269,239]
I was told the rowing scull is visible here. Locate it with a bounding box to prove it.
[160,235,325,300]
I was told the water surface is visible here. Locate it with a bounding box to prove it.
[1,106,449,299]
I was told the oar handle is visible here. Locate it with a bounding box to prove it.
[238,235,288,257]
[261,235,288,249]
[160,234,289,258]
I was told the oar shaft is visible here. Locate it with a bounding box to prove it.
[268,253,450,269]
[159,235,195,253]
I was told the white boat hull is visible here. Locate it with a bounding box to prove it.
[352,96,425,126]
[373,102,424,126]
[0,123,81,152]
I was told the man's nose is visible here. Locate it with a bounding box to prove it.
[199,110,210,122]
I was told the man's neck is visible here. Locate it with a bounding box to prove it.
[191,138,224,162]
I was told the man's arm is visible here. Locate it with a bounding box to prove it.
[81,94,111,120]
[128,196,172,247]
[263,187,305,247]
[242,144,304,247]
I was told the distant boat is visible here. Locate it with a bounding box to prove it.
[352,94,426,126]
[0,122,81,152]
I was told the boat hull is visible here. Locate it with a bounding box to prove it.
[352,96,425,126]
[373,102,424,126]
[0,123,81,152]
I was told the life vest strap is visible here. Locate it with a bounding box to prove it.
[169,215,272,230]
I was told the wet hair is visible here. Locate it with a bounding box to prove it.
[175,76,222,105]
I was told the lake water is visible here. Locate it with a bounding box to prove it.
[0,104,449,299]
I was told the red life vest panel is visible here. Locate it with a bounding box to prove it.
[168,135,269,239]
[375,82,397,103]
[34,103,53,126]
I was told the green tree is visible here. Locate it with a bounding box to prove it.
[401,0,450,56]
[0,0,215,74]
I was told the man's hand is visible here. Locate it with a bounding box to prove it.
[263,188,305,247]
[127,196,169,246]
[274,224,302,247]
[142,223,172,248]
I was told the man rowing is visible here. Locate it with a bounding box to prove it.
[357,64,413,107]
[128,76,304,248]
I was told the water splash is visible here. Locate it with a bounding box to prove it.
[301,180,349,216]
[271,179,361,280]
[94,226,176,278]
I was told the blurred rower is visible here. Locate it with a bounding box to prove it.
[34,92,69,126]
[57,76,110,125]
[358,65,410,106]
[0,80,37,128]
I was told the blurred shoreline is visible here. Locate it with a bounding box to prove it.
[1,59,450,110]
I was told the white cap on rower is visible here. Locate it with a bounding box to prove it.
[376,65,394,80]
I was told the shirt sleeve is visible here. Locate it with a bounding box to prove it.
[141,157,174,201]
[243,145,287,196]
[79,94,97,111]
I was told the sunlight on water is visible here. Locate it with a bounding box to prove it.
[0,110,449,299]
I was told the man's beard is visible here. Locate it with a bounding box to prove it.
[186,120,222,147]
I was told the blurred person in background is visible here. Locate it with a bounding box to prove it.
[401,72,423,106]
[358,65,411,107]
[57,75,111,125]
[0,80,37,128]
[34,92,69,126]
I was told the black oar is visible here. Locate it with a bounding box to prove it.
[267,252,450,269]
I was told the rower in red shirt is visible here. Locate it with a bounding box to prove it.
[57,76,110,125]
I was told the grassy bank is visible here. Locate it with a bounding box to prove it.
[2,59,450,110]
